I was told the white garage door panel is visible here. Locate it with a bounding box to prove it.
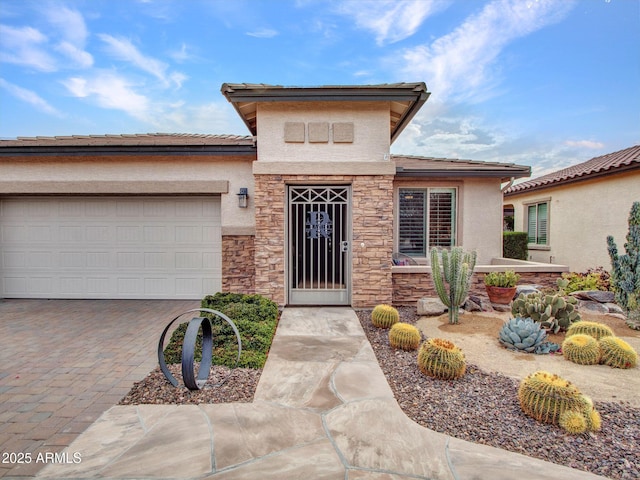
[0,196,222,299]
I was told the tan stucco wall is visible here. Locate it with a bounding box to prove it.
[393,177,504,264]
[506,171,640,271]
[256,101,390,163]
[0,155,256,233]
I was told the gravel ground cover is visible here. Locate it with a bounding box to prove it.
[120,364,261,405]
[357,307,640,480]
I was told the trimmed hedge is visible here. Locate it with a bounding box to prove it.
[163,292,279,369]
[503,231,528,260]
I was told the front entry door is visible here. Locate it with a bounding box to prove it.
[288,186,350,305]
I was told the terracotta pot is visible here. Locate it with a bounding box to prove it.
[486,285,517,304]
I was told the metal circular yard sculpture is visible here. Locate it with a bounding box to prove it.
[157,308,242,391]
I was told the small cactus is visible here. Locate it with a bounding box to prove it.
[417,338,466,380]
[517,371,600,433]
[566,321,614,340]
[371,304,400,328]
[562,334,601,365]
[598,336,638,369]
[559,410,587,435]
[388,323,421,351]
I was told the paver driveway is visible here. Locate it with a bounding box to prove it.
[0,299,199,478]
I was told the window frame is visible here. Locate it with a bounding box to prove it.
[396,186,458,258]
[524,198,551,250]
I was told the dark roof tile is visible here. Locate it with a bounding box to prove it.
[504,145,640,195]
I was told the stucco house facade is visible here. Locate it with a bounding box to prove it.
[503,145,640,272]
[1,82,536,307]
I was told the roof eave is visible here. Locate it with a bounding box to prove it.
[221,82,429,141]
[396,167,531,180]
[390,90,430,144]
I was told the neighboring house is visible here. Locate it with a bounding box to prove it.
[0,82,531,307]
[504,145,640,272]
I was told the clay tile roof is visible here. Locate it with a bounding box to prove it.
[0,133,254,147]
[504,145,640,196]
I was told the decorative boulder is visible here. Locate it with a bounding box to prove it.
[515,285,541,297]
[417,297,447,316]
[577,300,610,315]
[570,290,615,303]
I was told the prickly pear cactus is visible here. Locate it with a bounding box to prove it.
[517,371,601,434]
[566,321,614,340]
[371,304,400,328]
[388,323,421,351]
[498,317,558,354]
[562,334,601,365]
[430,247,477,325]
[417,338,466,380]
[599,336,638,369]
[511,291,580,333]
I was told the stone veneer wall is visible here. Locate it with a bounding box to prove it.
[254,175,287,305]
[221,235,255,294]
[392,271,563,306]
[253,174,394,308]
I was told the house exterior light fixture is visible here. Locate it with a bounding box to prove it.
[237,188,248,208]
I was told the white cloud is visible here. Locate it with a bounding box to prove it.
[399,0,575,102]
[44,5,89,46]
[169,43,192,63]
[55,41,93,68]
[63,72,150,120]
[0,24,57,71]
[246,28,278,38]
[42,5,93,69]
[0,77,62,116]
[564,140,605,149]
[157,101,245,134]
[98,34,184,88]
[337,0,449,45]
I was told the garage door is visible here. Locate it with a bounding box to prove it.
[0,196,221,299]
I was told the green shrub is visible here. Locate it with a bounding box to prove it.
[163,292,279,369]
[503,232,528,260]
[562,268,611,294]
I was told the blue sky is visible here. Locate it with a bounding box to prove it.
[1,0,638,178]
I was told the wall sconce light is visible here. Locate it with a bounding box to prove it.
[237,188,249,208]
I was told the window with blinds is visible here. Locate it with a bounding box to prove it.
[398,188,456,256]
[527,202,548,245]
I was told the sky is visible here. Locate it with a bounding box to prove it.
[0,0,638,179]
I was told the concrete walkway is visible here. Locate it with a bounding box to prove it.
[37,307,608,479]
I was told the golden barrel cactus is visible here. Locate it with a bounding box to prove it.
[566,321,614,340]
[371,304,400,328]
[599,336,638,369]
[388,323,421,351]
[517,371,600,434]
[417,338,466,380]
[562,334,601,365]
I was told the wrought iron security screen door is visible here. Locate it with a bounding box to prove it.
[288,186,351,305]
